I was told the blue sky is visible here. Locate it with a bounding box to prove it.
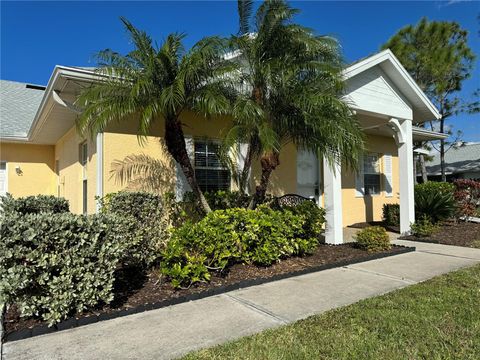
[1,1,479,141]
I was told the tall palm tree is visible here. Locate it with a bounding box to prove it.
[76,17,234,213]
[226,0,364,205]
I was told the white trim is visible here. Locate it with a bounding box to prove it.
[398,119,415,234]
[0,161,8,196]
[383,153,393,197]
[95,132,104,213]
[323,159,343,244]
[388,118,406,145]
[412,126,448,140]
[344,49,441,121]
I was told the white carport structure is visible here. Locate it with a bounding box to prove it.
[323,50,442,244]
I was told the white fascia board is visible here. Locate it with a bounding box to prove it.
[344,49,441,121]
[412,127,448,140]
[26,66,103,143]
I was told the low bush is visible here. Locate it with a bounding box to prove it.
[0,212,126,326]
[415,182,456,223]
[204,190,251,210]
[382,203,400,227]
[100,191,170,268]
[411,215,439,237]
[453,179,480,220]
[161,206,319,288]
[354,226,391,253]
[284,200,326,239]
[0,193,69,215]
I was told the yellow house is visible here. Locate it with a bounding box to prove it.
[0,50,447,243]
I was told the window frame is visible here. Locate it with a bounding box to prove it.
[363,153,381,196]
[0,161,8,196]
[193,139,231,193]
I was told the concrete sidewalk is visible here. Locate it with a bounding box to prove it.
[4,240,480,360]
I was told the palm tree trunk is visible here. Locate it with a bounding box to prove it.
[250,151,279,208]
[165,118,212,213]
[419,154,428,183]
[239,142,255,194]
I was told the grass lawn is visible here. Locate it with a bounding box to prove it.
[184,265,480,360]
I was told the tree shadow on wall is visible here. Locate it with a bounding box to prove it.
[110,153,175,195]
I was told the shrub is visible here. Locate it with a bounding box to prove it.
[284,201,326,238]
[453,179,480,220]
[204,190,251,210]
[411,215,439,237]
[161,206,319,288]
[100,191,170,268]
[415,182,456,223]
[0,212,126,326]
[382,203,400,227]
[354,226,391,253]
[0,193,69,215]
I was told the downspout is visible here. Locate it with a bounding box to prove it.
[96,132,104,212]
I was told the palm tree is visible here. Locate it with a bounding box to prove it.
[225,0,364,206]
[76,17,235,213]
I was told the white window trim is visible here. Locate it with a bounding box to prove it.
[0,161,8,196]
[363,153,381,196]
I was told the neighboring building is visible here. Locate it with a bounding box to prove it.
[0,49,445,241]
[425,143,480,181]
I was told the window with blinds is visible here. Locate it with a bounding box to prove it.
[194,140,230,192]
[363,153,381,195]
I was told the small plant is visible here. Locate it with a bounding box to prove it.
[414,182,456,223]
[284,201,326,238]
[411,215,439,237]
[354,226,391,253]
[382,204,400,227]
[0,193,69,215]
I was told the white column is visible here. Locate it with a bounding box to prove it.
[95,132,104,213]
[323,158,343,244]
[398,119,415,234]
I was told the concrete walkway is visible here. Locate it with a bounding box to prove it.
[3,239,480,360]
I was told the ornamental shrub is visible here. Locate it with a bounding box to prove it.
[382,203,400,227]
[161,206,319,288]
[414,182,456,223]
[0,212,126,326]
[100,191,170,268]
[453,179,480,220]
[284,200,326,238]
[204,190,251,210]
[354,226,391,253]
[0,193,69,215]
[411,215,439,237]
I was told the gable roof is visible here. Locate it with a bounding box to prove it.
[0,80,45,139]
[426,143,480,176]
[344,49,440,123]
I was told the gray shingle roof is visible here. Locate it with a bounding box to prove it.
[0,79,45,138]
[426,143,480,175]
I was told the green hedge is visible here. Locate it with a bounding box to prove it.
[0,212,126,326]
[1,193,69,215]
[382,204,400,227]
[100,191,170,268]
[161,206,323,288]
[354,226,391,253]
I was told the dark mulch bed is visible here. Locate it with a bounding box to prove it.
[3,243,410,339]
[400,220,480,248]
[349,221,400,234]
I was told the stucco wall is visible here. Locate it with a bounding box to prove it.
[0,142,55,197]
[341,134,399,226]
[103,112,236,196]
[54,126,97,214]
